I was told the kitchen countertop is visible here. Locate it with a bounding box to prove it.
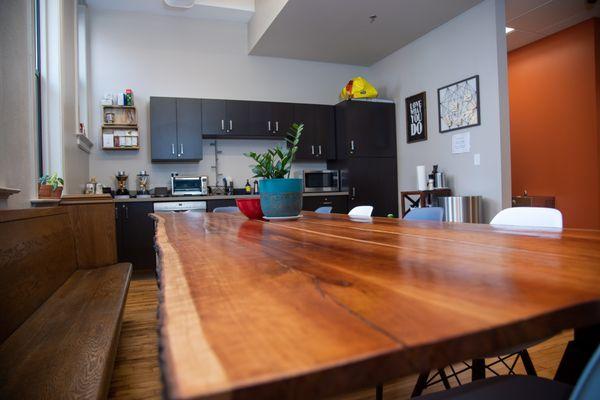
[31,191,349,206]
[113,191,349,203]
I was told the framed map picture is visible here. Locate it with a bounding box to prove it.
[437,75,480,133]
[405,92,427,143]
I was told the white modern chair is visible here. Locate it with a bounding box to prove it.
[348,206,373,217]
[490,207,563,228]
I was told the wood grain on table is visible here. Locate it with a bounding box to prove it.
[153,212,600,400]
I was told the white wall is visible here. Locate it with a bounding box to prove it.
[366,0,510,222]
[0,0,38,208]
[88,9,365,192]
[248,0,289,51]
[62,0,89,194]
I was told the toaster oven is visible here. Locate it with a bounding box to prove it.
[171,176,208,196]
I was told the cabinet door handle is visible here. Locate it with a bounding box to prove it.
[311,145,315,155]
[221,119,225,131]
[350,140,355,152]
[171,143,175,155]
[275,121,279,132]
[229,120,233,131]
[115,207,119,220]
[318,145,322,156]
[124,205,129,220]
[268,121,271,132]
[352,187,356,197]
[180,143,184,155]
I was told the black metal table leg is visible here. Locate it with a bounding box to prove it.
[375,383,383,400]
[438,368,452,389]
[521,349,537,376]
[411,372,429,397]
[471,358,486,381]
[554,324,600,385]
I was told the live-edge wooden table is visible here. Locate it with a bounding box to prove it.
[152,211,600,400]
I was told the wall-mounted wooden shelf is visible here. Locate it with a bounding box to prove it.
[102,146,140,151]
[102,124,138,129]
[101,103,140,151]
[103,106,137,125]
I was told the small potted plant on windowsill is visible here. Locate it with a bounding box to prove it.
[245,123,304,219]
[38,173,64,199]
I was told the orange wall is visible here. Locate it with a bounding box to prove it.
[508,19,600,229]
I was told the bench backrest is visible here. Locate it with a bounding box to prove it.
[0,208,78,342]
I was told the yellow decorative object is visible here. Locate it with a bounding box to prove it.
[340,77,378,100]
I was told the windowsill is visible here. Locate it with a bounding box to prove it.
[30,198,61,207]
[0,187,21,199]
[76,133,93,153]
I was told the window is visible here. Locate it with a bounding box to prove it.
[77,3,89,139]
[34,0,43,177]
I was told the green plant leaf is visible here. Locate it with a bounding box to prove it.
[244,123,303,179]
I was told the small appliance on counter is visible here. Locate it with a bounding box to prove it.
[171,174,208,196]
[300,170,340,193]
[115,171,130,199]
[85,178,97,195]
[137,170,151,198]
[430,165,447,189]
[153,186,169,197]
[222,177,234,196]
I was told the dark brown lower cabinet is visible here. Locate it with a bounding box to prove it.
[115,202,156,270]
[205,199,237,211]
[302,195,348,214]
[329,157,398,218]
[347,157,398,217]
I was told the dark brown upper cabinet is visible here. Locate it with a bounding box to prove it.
[293,103,336,161]
[335,100,396,159]
[201,99,250,137]
[228,101,295,138]
[150,97,178,161]
[176,98,203,161]
[200,99,226,135]
[150,97,202,162]
[270,102,294,137]
[152,97,339,159]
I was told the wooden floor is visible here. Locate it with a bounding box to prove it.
[109,276,573,400]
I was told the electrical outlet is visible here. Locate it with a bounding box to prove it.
[474,153,480,166]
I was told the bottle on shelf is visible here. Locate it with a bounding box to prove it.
[245,179,252,194]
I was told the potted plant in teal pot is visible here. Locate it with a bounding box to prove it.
[245,123,304,220]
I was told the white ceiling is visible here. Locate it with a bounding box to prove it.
[248,0,482,66]
[85,0,255,22]
[506,0,600,51]
[84,0,600,61]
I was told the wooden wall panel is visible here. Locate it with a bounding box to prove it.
[63,202,118,269]
[0,208,78,342]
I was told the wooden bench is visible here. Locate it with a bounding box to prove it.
[0,207,132,399]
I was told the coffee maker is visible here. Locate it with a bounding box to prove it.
[115,171,130,198]
[137,171,150,198]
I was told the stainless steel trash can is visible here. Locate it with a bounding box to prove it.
[438,196,482,223]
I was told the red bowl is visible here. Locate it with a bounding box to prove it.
[236,198,264,220]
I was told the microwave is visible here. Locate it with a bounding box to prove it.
[302,170,340,192]
[171,176,208,196]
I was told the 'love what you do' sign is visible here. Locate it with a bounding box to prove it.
[406,92,427,143]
